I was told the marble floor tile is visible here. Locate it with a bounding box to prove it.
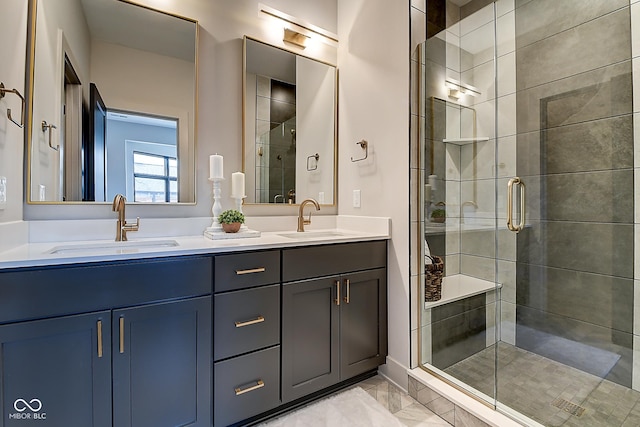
[357,375,451,425]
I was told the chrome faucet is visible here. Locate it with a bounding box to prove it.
[297,198,320,232]
[112,194,140,241]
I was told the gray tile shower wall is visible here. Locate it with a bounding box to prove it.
[513,0,629,51]
[432,295,487,370]
[516,264,634,333]
[514,1,634,387]
[517,115,634,177]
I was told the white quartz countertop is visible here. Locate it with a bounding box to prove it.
[0,216,390,269]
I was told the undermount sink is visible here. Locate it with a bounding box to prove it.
[278,231,350,239]
[46,239,179,255]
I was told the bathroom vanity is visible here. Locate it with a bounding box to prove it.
[0,229,388,427]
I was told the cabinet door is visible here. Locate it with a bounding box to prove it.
[112,296,212,427]
[340,268,388,379]
[282,277,340,403]
[0,312,112,427]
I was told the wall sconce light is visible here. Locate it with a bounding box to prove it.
[283,28,310,49]
[445,78,481,100]
[259,3,339,47]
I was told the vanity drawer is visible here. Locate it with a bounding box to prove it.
[283,240,387,282]
[214,284,280,361]
[214,250,280,292]
[214,346,280,427]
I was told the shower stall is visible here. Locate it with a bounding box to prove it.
[412,1,638,425]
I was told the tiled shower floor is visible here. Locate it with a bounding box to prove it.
[444,342,640,426]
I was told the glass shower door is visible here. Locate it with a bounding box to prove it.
[418,0,500,408]
[495,1,637,426]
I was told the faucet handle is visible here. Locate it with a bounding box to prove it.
[121,217,140,241]
[123,217,140,231]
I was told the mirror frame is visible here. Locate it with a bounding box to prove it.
[242,35,338,207]
[24,0,199,206]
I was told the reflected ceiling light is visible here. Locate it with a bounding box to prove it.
[445,78,481,99]
[259,3,339,47]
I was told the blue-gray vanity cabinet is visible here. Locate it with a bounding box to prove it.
[112,296,212,427]
[0,311,112,427]
[0,256,213,427]
[281,276,340,402]
[281,241,388,403]
[213,250,281,427]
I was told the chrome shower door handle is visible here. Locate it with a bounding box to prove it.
[507,177,526,233]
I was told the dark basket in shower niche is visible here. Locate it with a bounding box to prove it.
[424,256,444,302]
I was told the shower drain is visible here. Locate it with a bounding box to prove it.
[551,397,586,417]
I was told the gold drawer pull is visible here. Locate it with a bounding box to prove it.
[235,380,265,396]
[235,316,265,328]
[97,320,103,358]
[235,267,266,275]
[344,279,350,304]
[119,317,125,354]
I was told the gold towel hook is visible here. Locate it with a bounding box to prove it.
[0,82,25,128]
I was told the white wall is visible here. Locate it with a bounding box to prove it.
[0,0,28,224]
[338,0,410,388]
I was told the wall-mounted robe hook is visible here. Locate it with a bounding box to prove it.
[350,140,368,162]
[306,153,319,171]
[42,121,58,151]
[0,82,25,128]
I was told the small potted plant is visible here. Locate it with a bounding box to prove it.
[430,208,446,223]
[218,209,245,233]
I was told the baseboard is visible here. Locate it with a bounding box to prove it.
[378,355,409,392]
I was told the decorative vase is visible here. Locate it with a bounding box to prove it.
[222,222,241,233]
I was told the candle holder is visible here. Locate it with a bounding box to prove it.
[232,195,248,231]
[206,177,224,232]
[204,182,261,240]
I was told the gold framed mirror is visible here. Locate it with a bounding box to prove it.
[242,36,337,206]
[26,0,197,204]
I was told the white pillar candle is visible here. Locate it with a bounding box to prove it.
[209,154,223,179]
[231,172,245,198]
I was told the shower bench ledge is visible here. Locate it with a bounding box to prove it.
[424,274,500,309]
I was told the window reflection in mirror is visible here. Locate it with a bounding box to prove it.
[27,0,197,204]
[243,37,336,205]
